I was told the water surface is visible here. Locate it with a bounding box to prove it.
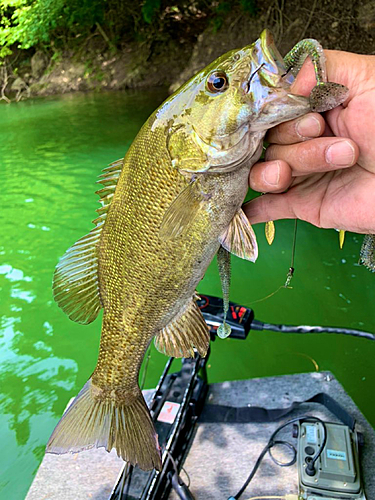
[0,91,374,500]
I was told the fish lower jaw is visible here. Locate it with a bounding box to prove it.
[250,94,310,131]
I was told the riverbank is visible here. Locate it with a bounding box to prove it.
[1,0,374,102]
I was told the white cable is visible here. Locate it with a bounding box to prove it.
[245,495,299,500]
[245,496,285,500]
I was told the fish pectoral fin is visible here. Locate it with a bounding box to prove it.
[219,208,258,262]
[154,298,210,358]
[159,179,204,240]
[46,378,161,471]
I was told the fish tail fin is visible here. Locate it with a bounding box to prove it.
[46,378,162,471]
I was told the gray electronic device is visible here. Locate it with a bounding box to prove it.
[296,421,366,500]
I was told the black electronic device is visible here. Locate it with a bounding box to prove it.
[197,294,254,340]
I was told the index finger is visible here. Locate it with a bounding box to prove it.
[266,112,325,144]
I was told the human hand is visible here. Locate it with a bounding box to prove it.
[244,50,375,234]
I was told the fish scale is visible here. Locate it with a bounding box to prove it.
[47,29,348,471]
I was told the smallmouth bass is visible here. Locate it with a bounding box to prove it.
[47,30,348,470]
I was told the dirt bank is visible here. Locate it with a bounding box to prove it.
[1,0,374,102]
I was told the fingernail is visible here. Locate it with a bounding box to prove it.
[296,115,322,138]
[326,140,355,166]
[262,161,280,186]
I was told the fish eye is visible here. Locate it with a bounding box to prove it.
[206,71,229,93]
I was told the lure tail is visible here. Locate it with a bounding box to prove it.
[46,378,162,471]
[310,82,349,112]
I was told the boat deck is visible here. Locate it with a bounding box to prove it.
[26,371,375,500]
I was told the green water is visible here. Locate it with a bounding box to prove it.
[0,91,374,500]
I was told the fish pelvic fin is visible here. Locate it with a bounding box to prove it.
[219,208,258,262]
[53,159,124,324]
[154,298,210,358]
[46,378,162,471]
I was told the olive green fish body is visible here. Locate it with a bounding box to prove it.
[47,29,349,470]
[93,119,254,391]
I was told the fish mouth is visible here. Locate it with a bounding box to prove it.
[245,29,293,92]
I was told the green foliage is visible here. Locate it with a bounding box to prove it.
[142,0,161,24]
[0,0,258,60]
[0,0,104,57]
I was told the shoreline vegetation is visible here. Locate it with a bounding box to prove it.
[0,0,374,103]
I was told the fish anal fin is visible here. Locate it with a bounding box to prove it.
[159,180,203,240]
[219,208,258,262]
[46,379,162,471]
[154,298,210,358]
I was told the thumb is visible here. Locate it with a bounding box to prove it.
[243,193,297,225]
[291,49,362,101]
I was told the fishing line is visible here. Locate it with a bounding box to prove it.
[246,63,265,92]
[284,219,298,287]
[249,220,298,304]
[248,285,288,305]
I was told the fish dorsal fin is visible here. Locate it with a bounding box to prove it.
[93,158,123,225]
[219,208,258,262]
[159,179,204,240]
[154,297,210,358]
[53,158,124,324]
